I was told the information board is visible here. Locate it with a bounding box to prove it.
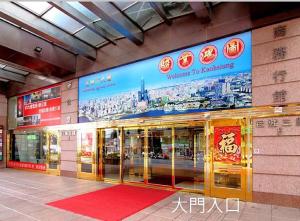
[17,84,61,128]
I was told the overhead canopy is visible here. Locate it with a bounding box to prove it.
[0,1,196,85]
[0,1,195,54]
[0,63,27,83]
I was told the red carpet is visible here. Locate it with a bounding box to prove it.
[47,184,174,221]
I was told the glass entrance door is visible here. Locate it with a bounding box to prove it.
[210,119,247,200]
[174,127,205,191]
[77,129,97,180]
[147,127,172,186]
[123,128,144,182]
[101,128,121,180]
[46,131,60,175]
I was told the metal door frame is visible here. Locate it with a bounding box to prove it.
[46,130,61,176]
[207,118,252,201]
[97,121,207,193]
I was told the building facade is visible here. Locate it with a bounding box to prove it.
[3,17,300,208]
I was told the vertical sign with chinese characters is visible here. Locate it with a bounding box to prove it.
[214,126,241,163]
[252,19,300,107]
[0,126,3,161]
[16,84,61,128]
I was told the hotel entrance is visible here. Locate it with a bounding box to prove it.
[97,123,207,192]
[94,117,252,200]
[75,30,253,199]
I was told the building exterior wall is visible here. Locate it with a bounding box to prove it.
[252,18,300,207]
[0,95,7,168]
[59,79,78,177]
[61,79,78,125]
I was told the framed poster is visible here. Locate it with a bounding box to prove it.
[16,84,61,128]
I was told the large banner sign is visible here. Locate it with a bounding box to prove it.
[79,32,251,122]
[214,126,241,163]
[17,84,61,128]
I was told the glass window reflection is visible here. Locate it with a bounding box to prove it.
[123,129,144,182]
[174,127,205,190]
[102,129,121,180]
[11,131,46,164]
[148,128,172,186]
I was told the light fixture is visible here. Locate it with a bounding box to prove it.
[34,46,42,53]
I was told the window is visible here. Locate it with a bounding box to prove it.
[67,2,99,21]
[11,132,46,164]
[17,1,52,15]
[43,7,84,34]
[124,2,163,30]
[75,28,106,46]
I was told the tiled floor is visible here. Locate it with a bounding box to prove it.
[0,169,299,221]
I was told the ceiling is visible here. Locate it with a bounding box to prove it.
[0,1,212,85]
[15,1,195,48]
[0,1,299,90]
[0,61,29,83]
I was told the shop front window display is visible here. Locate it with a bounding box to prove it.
[10,131,46,164]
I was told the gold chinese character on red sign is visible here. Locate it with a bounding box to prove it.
[178,51,194,69]
[223,38,244,59]
[199,45,218,64]
[159,56,174,74]
[214,126,241,163]
[219,132,238,154]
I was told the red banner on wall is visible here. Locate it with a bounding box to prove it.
[17,84,61,128]
[214,126,241,163]
[8,161,46,171]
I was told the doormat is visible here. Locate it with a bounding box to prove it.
[47,184,174,221]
